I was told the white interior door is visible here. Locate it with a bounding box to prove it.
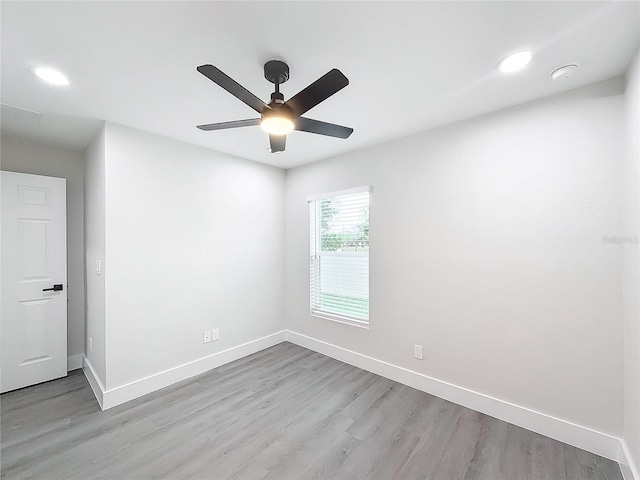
[1,171,67,393]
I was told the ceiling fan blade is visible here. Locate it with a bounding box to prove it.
[197,65,268,114]
[284,69,349,118]
[196,118,261,131]
[269,134,286,153]
[294,117,353,139]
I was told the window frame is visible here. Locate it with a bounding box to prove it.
[308,185,371,329]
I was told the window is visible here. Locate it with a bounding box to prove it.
[309,186,370,327]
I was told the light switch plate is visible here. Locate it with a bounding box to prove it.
[414,344,423,360]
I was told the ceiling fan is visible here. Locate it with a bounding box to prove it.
[196,60,353,153]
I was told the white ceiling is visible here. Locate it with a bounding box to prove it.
[1,1,639,169]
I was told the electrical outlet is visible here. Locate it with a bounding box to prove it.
[212,328,219,341]
[414,344,423,360]
[89,337,93,352]
[203,331,212,344]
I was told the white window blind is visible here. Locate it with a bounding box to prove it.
[309,187,370,326]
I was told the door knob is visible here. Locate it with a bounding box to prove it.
[43,284,63,292]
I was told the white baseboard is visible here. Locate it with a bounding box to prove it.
[620,439,639,480]
[82,356,105,410]
[99,331,286,410]
[285,330,623,463]
[67,354,83,371]
[78,328,628,468]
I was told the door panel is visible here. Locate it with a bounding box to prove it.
[1,171,67,393]
[20,219,50,279]
[20,299,52,364]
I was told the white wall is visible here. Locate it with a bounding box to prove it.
[1,134,85,364]
[103,123,285,389]
[285,78,625,437]
[623,47,640,476]
[84,127,107,384]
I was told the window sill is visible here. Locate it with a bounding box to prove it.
[310,311,370,329]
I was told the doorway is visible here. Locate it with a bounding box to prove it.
[1,171,68,392]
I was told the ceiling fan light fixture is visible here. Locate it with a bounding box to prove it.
[260,114,294,135]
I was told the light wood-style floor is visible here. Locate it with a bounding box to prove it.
[1,342,622,480]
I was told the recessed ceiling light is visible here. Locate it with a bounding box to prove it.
[551,64,578,80]
[497,51,532,73]
[30,66,70,86]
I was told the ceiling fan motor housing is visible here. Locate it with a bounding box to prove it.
[264,60,290,85]
[270,91,285,106]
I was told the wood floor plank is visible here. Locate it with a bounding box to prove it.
[392,398,463,480]
[428,411,484,480]
[0,342,623,480]
[462,413,509,480]
[502,423,534,480]
[306,434,361,480]
[531,431,566,480]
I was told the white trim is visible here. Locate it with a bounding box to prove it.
[620,439,639,480]
[100,331,286,410]
[284,330,623,463]
[310,311,369,329]
[307,185,372,201]
[78,330,630,468]
[82,356,105,410]
[67,354,83,371]
[317,251,368,257]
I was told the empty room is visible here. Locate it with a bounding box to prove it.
[1,1,639,479]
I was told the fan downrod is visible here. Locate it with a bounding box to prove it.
[264,60,290,85]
